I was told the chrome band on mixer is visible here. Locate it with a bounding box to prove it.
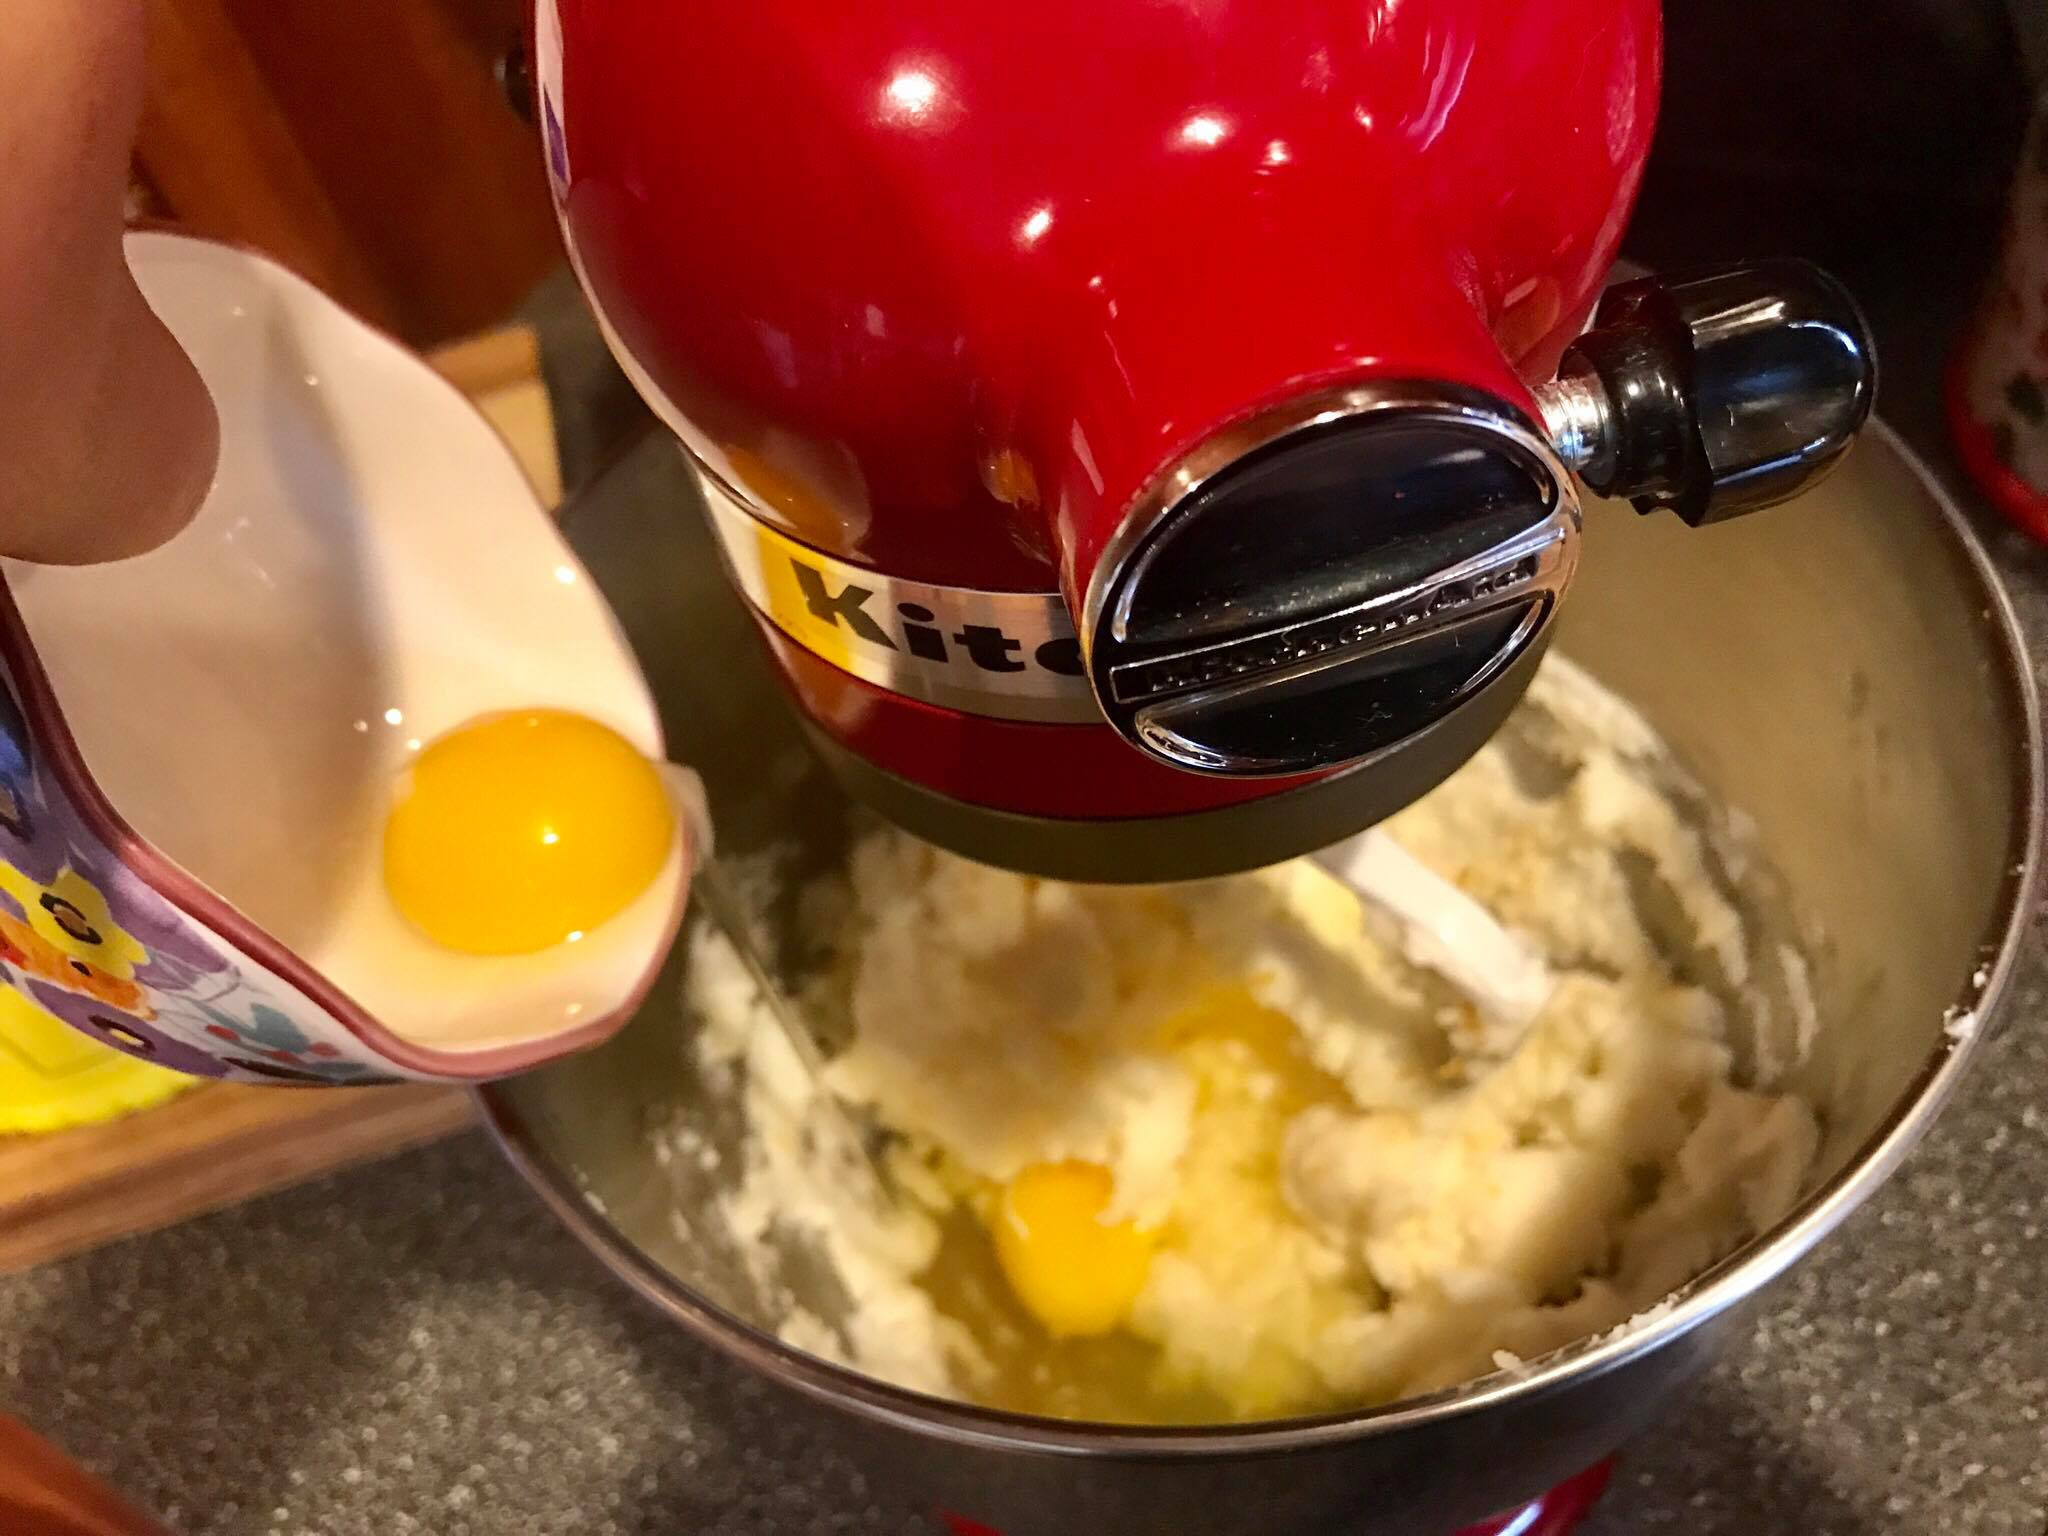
[690,465,1101,725]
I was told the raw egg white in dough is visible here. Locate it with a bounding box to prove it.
[683,658,1823,1423]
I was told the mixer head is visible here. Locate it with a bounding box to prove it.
[538,0,1874,881]
[1089,262,1876,780]
[723,261,1873,883]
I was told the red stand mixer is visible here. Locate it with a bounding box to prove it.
[530,2,1879,1530]
[537,0,1873,883]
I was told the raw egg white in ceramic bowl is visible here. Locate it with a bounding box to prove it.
[0,231,693,1081]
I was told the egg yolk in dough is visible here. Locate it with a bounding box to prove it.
[994,1160,1156,1338]
[384,710,672,955]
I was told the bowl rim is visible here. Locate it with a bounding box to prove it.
[480,417,2045,1457]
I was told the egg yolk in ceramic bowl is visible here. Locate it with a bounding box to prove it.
[384,709,674,955]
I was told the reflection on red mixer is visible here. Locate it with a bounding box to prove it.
[542,0,1873,884]
[540,0,1664,874]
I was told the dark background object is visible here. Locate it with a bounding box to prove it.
[135,0,562,345]
[1630,0,2031,273]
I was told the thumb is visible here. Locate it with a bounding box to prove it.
[0,0,219,565]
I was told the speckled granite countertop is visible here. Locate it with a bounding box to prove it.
[3,225,2045,1536]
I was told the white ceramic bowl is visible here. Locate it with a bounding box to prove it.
[0,233,691,1084]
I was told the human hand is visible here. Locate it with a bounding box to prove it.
[1,0,217,564]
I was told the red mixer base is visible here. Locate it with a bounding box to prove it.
[1947,353,2048,546]
[1455,1462,1613,1536]
[940,1458,1614,1536]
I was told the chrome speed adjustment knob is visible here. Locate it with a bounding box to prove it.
[1535,261,1878,526]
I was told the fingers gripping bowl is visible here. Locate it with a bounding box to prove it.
[484,426,2041,1536]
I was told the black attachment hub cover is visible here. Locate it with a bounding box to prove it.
[1087,389,1575,778]
[1562,260,1877,526]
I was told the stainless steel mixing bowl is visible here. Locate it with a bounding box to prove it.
[482,421,2042,1536]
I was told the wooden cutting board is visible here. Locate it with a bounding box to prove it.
[0,1083,476,1273]
[0,325,561,1275]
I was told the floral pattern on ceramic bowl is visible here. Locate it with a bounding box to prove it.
[0,232,693,1085]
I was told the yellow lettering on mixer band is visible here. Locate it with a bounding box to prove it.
[758,527,878,676]
[695,467,1101,723]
